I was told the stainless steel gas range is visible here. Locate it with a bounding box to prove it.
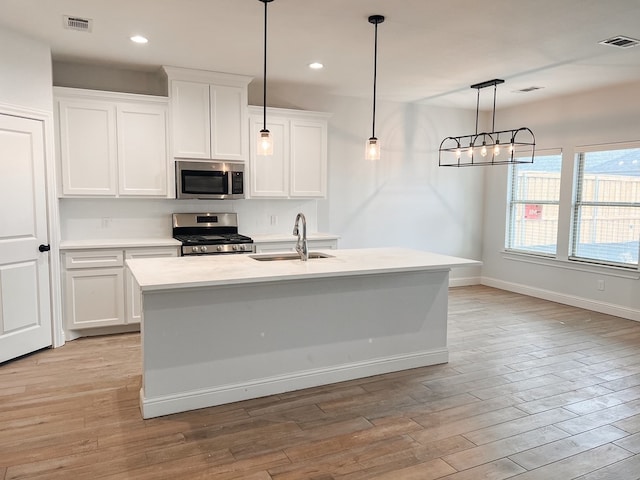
[172,212,254,256]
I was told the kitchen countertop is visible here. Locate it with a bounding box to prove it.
[59,238,181,250]
[59,233,339,250]
[127,247,480,292]
[249,232,340,243]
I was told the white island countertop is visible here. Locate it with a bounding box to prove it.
[127,247,481,292]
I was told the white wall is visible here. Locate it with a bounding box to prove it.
[59,197,319,240]
[53,61,167,96]
[482,80,640,320]
[0,27,53,112]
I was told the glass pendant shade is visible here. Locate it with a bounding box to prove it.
[366,137,381,161]
[258,129,273,156]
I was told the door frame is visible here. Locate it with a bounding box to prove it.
[1,102,64,348]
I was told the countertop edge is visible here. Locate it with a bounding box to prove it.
[137,264,467,292]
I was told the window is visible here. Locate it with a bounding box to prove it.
[571,146,640,268]
[506,152,563,255]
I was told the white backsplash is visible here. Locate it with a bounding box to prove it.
[59,198,319,240]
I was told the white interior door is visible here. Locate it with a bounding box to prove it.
[0,113,52,363]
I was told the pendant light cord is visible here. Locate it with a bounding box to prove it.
[262,0,268,131]
[371,20,379,138]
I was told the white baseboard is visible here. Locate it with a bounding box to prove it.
[140,348,448,419]
[64,323,140,341]
[481,276,640,322]
[449,276,481,287]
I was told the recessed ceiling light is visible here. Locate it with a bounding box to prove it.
[309,62,324,70]
[130,35,148,44]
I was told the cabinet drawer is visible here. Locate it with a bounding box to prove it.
[64,250,124,269]
[125,247,178,260]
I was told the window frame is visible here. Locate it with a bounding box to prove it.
[570,143,640,270]
[505,149,563,257]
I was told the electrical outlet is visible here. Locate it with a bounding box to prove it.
[597,279,605,291]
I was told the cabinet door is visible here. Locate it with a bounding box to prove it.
[210,84,248,161]
[124,248,178,324]
[171,81,211,159]
[290,119,327,198]
[249,115,289,198]
[65,267,124,329]
[117,103,169,196]
[58,99,117,195]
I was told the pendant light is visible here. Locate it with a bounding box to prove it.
[258,0,274,156]
[366,14,384,161]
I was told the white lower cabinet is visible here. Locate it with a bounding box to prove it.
[254,239,338,254]
[63,246,178,330]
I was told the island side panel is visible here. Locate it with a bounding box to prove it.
[140,269,450,418]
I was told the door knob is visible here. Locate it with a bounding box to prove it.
[38,244,50,252]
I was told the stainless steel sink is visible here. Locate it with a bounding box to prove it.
[249,252,334,261]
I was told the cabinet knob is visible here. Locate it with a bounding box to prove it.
[39,244,51,252]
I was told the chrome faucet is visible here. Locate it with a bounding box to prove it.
[292,213,308,261]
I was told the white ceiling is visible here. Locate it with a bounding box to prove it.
[2,0,640,109]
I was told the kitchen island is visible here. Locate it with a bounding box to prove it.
[127,248,480,418]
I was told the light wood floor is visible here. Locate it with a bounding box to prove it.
[3,285,640,479]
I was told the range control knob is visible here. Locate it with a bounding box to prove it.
[232,245,238,251]
[201,246,208,253]
[217,245,223,252]
[191,246,199,253]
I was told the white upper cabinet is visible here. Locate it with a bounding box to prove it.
[57,98,118,195]
[290,118,328,198]
[249,106,330,199]
[55,87,170,198]
[169,80,210,159]
[164,67,252,162]
[249,114,289,198]
[117,102,168,196]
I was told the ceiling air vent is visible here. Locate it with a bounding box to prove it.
[514,86,543,93]
[63,15,93,32]
[599,35,639,48]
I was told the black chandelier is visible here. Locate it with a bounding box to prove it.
[439,79,535,167]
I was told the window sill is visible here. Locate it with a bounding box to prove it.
[501,250,640,280]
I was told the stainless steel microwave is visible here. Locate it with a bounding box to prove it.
[175,160,245,200]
